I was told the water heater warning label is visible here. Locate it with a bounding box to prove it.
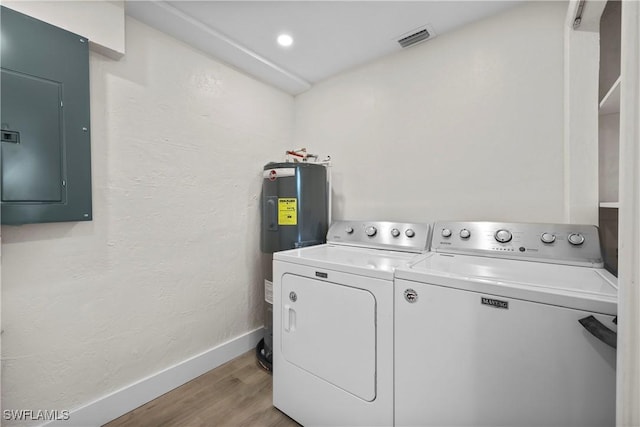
[278,198,297,225]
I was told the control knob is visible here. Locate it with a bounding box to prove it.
[405,229,415,238]
[568,233,585,246]
[441,228,452,238]
[459,229,471,239]
[494,229,512,243]
[540,232,556,244]
[365,226,377,237]
[345,226,354,234]
[391,228,400,238]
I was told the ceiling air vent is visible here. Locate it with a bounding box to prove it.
[397,28,430,48]
[396,25,436,49]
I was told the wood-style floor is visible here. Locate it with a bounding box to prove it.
[103,351,300,427]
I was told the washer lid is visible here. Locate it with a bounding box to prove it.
[274,244,419,280]
[396,253,618,314]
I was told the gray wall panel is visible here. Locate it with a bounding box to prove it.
[1,6,92,224]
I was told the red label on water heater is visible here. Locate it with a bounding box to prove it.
[263,167,296,181]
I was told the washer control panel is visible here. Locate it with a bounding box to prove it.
[328,220,431,253]
[433,221,603,267]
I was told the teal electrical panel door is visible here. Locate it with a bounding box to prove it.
[1,70,64,203]
[1,6,92,224]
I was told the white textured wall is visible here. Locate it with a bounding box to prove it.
[294,1,568,224]
[1,16,292,423]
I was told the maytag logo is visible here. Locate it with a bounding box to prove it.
[481,297,509,309]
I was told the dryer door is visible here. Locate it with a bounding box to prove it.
[281,273,376,401]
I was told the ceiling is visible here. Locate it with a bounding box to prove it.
[125,1,522,95]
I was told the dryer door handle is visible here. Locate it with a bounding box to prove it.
[579,315,617,349]
[284,305,296,332]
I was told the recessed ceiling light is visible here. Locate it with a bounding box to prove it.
[277,34,293,47]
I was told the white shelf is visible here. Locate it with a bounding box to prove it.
[599,202,620,208]
[599,76,621,115]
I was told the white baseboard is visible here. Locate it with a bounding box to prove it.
[43,327,264,427]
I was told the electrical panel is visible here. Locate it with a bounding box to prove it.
[1,6,92,224]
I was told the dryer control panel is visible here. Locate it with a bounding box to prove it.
[328,220,431,253]
[432,221,603,267]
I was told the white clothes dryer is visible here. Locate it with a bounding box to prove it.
[273,220,431,426]
[394,221,617,427]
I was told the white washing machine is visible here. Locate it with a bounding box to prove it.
[395,221,617,427]
[273,220,431,426]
